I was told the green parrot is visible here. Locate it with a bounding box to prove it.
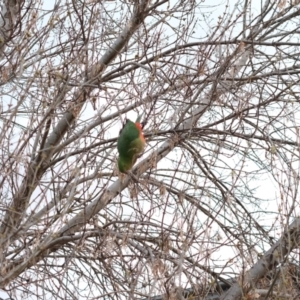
[117,115,146,173]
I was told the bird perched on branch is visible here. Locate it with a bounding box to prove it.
[117,115,146,173]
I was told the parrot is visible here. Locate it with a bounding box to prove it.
[117,115,146,173]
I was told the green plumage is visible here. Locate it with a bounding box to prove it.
[117,117,145,173]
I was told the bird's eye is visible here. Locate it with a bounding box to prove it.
[140,122,145,129]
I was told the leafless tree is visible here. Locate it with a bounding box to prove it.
[1,0,300,299]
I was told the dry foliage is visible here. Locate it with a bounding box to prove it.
[0,0,300,299]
